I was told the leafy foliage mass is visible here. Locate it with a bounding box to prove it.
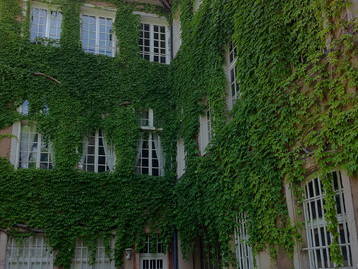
[0,0,357,267]
[0,0,175,267]
[172,0,357,265]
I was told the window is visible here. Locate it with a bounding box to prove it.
[199,109,212,155]
[71,240,115,269]
[136,109,164,176]
[226,42,239,109]
[81,130,115,173]
[303,171,353,268]
[136,132,163,176]
[18,123,53,169]
[176,138,186,179]
[139,23,169,64]
[139,110,151,127]
[81,14,115,56]
[20,100,30,115]
[6,235,53,269]
[30,7,62,43]
[139,235,167,269]
[235,216,254,269]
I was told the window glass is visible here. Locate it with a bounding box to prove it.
[20,100,30,115]
[227,42,239,108]
[136,132,162,176]
[30,7,62,43]
[81,130,115,173]
[235,215,254,269]
[19,123,53,169]
[6,235,53,269]
[139,23,168,64]
[303,171,353,268]
[71,240,115,269]
[81,15,114,57]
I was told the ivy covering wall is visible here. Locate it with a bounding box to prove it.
[172,0,357,266]
[0,0,357,268]
[0,0,176,268]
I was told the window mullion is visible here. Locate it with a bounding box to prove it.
[150,25,154,62]
[96,17,99,54]
[16,123,22,168]
[37,133,42,169]
[166,26,170,64]
[45,10,50,38]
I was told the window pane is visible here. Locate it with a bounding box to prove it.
[48,11,62,41]
[139,23,168,64]
[30,8,47,42]
[82,130,112,173]
[81,15,96,54]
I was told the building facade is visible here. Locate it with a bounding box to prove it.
[0,0,358,269]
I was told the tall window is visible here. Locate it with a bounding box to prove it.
[303,171,353,268]
[139,23,169,64]
[81,130,115,173]
[227,42,239,109]
[139,234,167,269]
[199,108,212,155]
[235,216,254,269]
[81,15,115,57]
[136,109,164,176]
[6,235,53,269]
[30,7,62,43]
[71,240,115,269]
[18,123,53,169]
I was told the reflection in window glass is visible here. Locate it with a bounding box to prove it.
[81,15,114,57]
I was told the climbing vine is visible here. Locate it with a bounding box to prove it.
[0,0,175,268]
[0,0,357,268]
[172,0,357,266]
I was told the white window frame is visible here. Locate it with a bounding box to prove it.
[199,108,212,155]
[135,11,171,64]
[80,5,117,57]
[235,215,254,269]
[81,129,114,173]
[302,171,358,269]
[6,235,53,269]
[176,138,186,179]
[10,121,53,170]
[30,1,62,43]
[71,240,115,269]
[139,109,155,130]
[225,42,239,111]
[139,235,168,269]
[136,109,164,176]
